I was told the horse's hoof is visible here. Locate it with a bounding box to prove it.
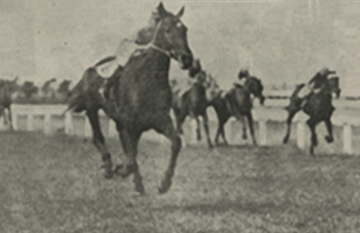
[114,164,133,178]
[283,137,289,144]
[310,147,315,156]
[158,179,172,194]
[325,135,334,143]
[135,183,146,195]
[242,135,247,140]
[101,165,113,179]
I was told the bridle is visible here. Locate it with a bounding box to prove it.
[147,19,174,58]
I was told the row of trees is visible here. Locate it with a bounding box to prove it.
[14,78,72,104]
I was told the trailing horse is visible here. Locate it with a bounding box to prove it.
[283,75,341,155]
[172,59,220,147]
[212,76,265,146]
[66,3,193,195]
[0,77,19,130]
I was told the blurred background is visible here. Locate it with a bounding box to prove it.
[1,0,359,96]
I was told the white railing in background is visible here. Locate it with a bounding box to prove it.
[9,104,360,155]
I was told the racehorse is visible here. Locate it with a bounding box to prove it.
[0,77,19,130]
[172,59,220,147]
[212,76,265,146]
[283,76,341,155]
[67,3,193,195]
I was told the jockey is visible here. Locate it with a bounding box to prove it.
[97,6,161,78]
[235,68,250,86]
[299,67,336,106]
[115,7,161,65]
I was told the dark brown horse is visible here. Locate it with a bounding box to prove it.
[212,76,265,146]
[67,3,193,195]
[0,77,19,130]
[172,59,220,147]
[283,76,341,154]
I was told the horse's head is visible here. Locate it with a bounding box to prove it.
[150,2,193,69]
[244,77,265,105]
[328,76,341,99]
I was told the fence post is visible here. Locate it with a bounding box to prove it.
[44,114,51,135]
[343,123,352,154]
[297,121,306,149]
[108,119,117,137]
[84,115,92,138]
[27,114,34,131]
[64,112,73,135]
[259,120,267,146]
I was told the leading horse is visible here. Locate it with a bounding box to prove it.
[283,76,341,155]
[67,3,193,195]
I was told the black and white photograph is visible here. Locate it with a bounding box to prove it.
[1,0,360,232]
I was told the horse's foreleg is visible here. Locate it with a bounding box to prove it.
[154,115,182,194]
[306,118,318,155]
[201,113,213,148]
[7,107,14,131]
[86,110,113,178]
[324,118,334,143]
[245,112,257,146]
[283,108,299,144]
[116,127,144,195]
[220,124,228,145]
[195,116,201,141]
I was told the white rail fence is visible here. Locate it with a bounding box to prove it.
[9,104,360,155]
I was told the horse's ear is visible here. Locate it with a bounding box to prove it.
[176,6,185,18]
[157,2,167,18]
[13,76,18,83]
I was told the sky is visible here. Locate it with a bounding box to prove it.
[1,0,360,95]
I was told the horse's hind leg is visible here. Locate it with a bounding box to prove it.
[86,110,113,178]
[244,112,257,146]
[201,113,213,148]
[324,118,334,143]
[154,114,182,194]
[116,127,144,195]
[239,115,247,140]
[283,108,299,144]
[7,107,14,131]
[306,118,318,155]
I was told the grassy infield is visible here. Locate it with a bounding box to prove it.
[1,131,360,233]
